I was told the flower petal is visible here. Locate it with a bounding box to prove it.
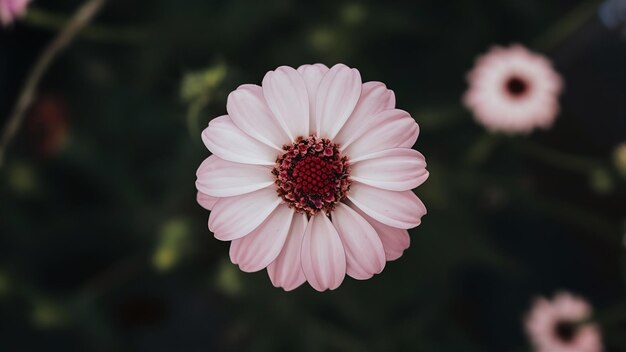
[334,81,395,148]
[262,66,309,140]
[315,64,362,140]
[342,109,419,160]
[229,204,295,273]
[227,84,291,149]
[332,203,385,280]
[301,213,346,291]
[348,183,426,229]
[202,115,278,165]
[209,187,281,241]
[197,192,219,210]
[0,0,28,26]
[195,155,274,197]
[297,64,329,134]
[267,212,308,291]
[351,148,428,191]
[351,205,410,261]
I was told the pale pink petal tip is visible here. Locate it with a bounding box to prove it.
[196,63,428,291]
[229,204,294,273]
[196,192,218,211]
[0,0,30,27]
[301,213,346,291]
[463,44,563,134]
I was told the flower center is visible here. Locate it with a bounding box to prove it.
[554,321,577,343]
[505,76,529,97]
[273,136,351,215]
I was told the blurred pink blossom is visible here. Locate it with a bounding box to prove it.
[0,0,30,27]
[525,292,602,352]
[196,64,428,291]
[464,44,563,134]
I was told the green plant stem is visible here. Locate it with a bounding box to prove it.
[413,105,469,132]
[187,95,211,145]
[516,190,620,244]
[509,139,603,175]
[24,7,145,44]
[465,134,502,165]
[532,0,603,52]
[596,301,626,326]
[0,0,107,168]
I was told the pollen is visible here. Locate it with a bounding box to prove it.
[272,136,351,215]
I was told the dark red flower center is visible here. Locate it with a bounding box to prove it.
[505,76,530,97]
[273,136,351,215]
[554,320,577,343]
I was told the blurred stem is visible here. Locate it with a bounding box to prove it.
[461,169,620,242]
[24,7,145,44]
[508,139,602,175]
[517,190,620,244]
[532,0,602,52]
[596,301,626,325]
[414,104,468,132]
[0,0,107,168]
[187,95,211,145]
[465,134,501,165]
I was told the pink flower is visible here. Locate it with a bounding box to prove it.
[463,44,563,134]
[196,64,428,291]
[525,292,603,352]
[0,0,30,27]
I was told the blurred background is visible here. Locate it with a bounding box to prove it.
[1,0,626,351]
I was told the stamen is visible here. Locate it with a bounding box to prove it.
[272,136,351,215]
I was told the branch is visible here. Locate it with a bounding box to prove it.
[0,0,107,167]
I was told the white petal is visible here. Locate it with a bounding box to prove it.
[227,84,291,149]
[267,212,308,291]
[202,115,278,165]
[262,66,309,140]
[351,148,428,191]
[342,109,419,160]
[229,204,294,272]
[301,213,346,291]
[348,183,426,229]
[195,155,274,197]
[335,81,396,148]
[209,187,281,241]
[332,203,385,280]
[297,64,330,134]
[315,64,362,139]
[351,205,410,261]
[197,192,219,210]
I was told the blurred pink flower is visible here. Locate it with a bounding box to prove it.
[196,63,428,291]
[463,44,563,134]
[0,0,30,27]
[525,292,602,352]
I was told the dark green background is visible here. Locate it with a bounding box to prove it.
[1,0,625,351]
